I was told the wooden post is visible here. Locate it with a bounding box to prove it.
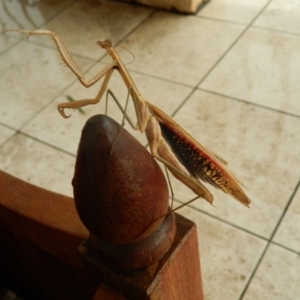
[73,115,204,299]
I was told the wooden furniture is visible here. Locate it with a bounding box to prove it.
[0,115,204,299]
[0,170,93,299]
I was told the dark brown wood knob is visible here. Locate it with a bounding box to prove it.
[73,115,176,268]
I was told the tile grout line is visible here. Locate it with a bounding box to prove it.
[270,240,300,256]
[0,127,76,158]
[0,36,20,58]
[174,198,269,241]
[239,178,300,299]
[172,0,273,117]
[251,24,300,37]
[0,132,17,151]
[195,14,250,27]
[21,131,76,158]
[268,180,300,242]
[0,122,19,150]
[198,88,300,120]
[197,12,300,38]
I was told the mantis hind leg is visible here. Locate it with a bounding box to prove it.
[150,194,201,227]
[170,195,201,213]
[162,166,201,213]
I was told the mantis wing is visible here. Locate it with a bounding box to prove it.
[146,101,251,207]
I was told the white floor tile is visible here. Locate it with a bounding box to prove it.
[198,0,269,24]
[201,27,300,116]
[1,1,300,299]
[180,205,266,300]
[274,189,300,253]
[0,34,19,53]
[0,133,74,197]
[254,0,300,34]
[0,125,15,146]
[27,1,154,60]
[0,0,74,31]
[243,244,300,300]
[0,40,93,128]
[107,11,245,86]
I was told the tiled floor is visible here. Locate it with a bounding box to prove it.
[0,0,299,299]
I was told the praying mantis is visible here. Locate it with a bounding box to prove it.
[4,29,251,208]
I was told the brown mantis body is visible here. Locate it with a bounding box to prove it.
[4,29,251,208]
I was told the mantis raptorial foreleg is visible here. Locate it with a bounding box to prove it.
[8,29,116,87]
[4,29,251,208]
[4,29,117,118]
[59,67,115,118]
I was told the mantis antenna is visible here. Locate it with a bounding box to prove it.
[119,44,136,66]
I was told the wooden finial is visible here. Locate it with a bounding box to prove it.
[73,115,176,269]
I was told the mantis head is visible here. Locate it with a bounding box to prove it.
[97,39,113,49]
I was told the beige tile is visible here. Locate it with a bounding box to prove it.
[0,0,74,31]
[198,0,269,24]
[0,40,93,128]
[200,27,300,116]
[0,2,298,300]
[273,189,300,253]
[0,125,15,145]
[28,1,153,60]
[0,133,74,197]
[107,11,245,86]
[22,62,193,154]
[179,206,266,300]
[0,34,19,53]
[254,0,300,34]
[170,90,300,238]
[243,244,300,300]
